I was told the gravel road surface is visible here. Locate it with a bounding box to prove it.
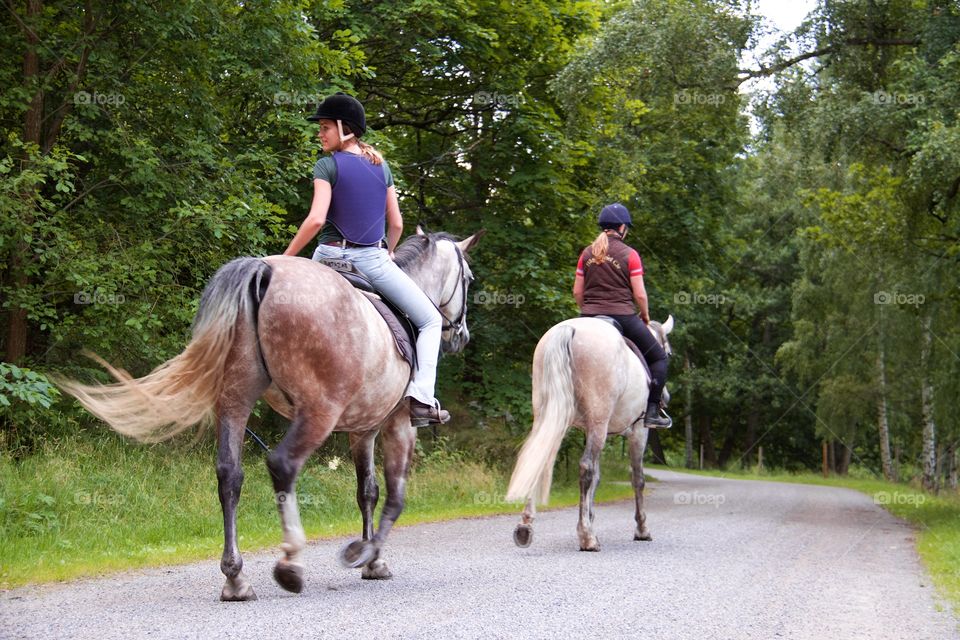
[2,469,956,639]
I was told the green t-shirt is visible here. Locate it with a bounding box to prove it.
[312,154,395,245]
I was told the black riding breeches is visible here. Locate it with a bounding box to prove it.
[582,313,669,405]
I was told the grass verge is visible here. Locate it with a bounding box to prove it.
[0,435,637,589]
[648,464,960,616]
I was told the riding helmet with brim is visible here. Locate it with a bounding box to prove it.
[598,203,632,228]
[307,92,366,135]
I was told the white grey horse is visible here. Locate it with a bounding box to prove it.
[506,315,674,551]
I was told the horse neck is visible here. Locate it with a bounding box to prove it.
[401,260,444,307]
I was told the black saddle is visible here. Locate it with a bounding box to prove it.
[590,315,653,381]
[317,258,417,373]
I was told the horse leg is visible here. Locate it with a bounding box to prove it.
[217,325,270,602]
[628,428,653,541]
[339,410,414,570]
[265,410,337,594]
[577,428,605,552]
[513,495,537,548]
[348,431,392,580]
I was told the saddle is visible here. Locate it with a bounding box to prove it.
[317,258,417,374]
[591,315,653,381]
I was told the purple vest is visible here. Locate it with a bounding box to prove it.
[327,152,388,245]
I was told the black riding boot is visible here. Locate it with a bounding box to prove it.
[644,401,672,429]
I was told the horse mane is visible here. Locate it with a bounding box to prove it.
[394,232,463,271]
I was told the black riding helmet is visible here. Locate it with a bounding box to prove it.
[598,203,632,229]
[307,92,366,136]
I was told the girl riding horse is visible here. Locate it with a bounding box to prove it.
[284,92,448,426]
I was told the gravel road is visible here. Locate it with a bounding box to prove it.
[2,469,957,639]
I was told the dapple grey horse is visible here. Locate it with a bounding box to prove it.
[58,229,482,600]
[506,315,673,551]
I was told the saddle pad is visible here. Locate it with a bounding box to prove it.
[363,293,417,376]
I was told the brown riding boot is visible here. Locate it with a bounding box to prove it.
[409,399,450,427]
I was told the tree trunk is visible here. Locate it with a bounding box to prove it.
[647,430,667,465]
[743,408,759,470]
[698,414,717,468]
[920,314,938,493]
[5,0,44,364]
[876,310,895,481]
[684,353,694,469]
[717,428,737,469]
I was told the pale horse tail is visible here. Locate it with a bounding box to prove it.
[55,258,271,443]
[506,324,578,505]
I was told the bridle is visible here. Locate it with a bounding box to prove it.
[436,243,472,338]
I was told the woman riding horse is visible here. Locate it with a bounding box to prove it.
[284,92,448,426]
[573,203,671,428]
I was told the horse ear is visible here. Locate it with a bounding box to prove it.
[416,225,426,236]
[457,229,486,253]
[662,314,674,335]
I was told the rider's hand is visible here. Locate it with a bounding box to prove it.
[389,251,396,261]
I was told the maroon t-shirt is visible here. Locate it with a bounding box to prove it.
[576,236,643,315]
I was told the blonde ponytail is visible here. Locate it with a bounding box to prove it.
[358,140,383,165]
[591,231,609,262]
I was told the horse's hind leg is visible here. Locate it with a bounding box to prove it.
[577,427,605,552]
[339,410,414,571]
[348,431,392,579]
[628,428,652,541]
[217,327,271,601]
[266,409,337,594]
[513,496,537,548]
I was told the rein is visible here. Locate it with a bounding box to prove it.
[436,243,471,335]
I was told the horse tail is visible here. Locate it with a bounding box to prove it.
[56,257,272,443]
[507,324,578,505]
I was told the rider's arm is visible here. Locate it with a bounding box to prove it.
[284,179,331,256]
[573,274,585,310]
[632,275,650,324]
[385,186,403,256]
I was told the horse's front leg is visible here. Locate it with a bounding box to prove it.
[577,428,605,551]
[348,430,392,579]
[339,410,414,571]
[628,428,652,541]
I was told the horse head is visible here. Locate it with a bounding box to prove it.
[396,227,484,354]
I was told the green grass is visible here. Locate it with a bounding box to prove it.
[648,463,960,615]
[0,435,637,589]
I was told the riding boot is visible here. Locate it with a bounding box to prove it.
[644,401,672,429]
[409,399,450,427]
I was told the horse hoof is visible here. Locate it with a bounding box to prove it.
[513,524,533,548]
[273,560,304,593]
[361,559,393,580]
[579,539,601,552]
[338,539,377,569]
[634,532,653,541]
[220,576,258,602]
